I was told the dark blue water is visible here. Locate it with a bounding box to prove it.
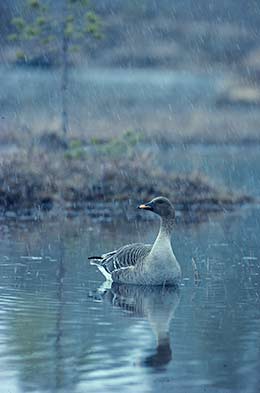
[0,204,260,393]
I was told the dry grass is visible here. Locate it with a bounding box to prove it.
[0,144,253,218]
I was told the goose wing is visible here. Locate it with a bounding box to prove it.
[89,243,151,275]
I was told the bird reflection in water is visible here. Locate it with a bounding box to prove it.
[91,282,180,370]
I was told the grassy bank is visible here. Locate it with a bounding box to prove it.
[0,136,253,223]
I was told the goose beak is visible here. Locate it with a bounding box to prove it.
[138,202,153,211]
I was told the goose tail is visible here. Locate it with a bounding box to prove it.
[88,257,112,281]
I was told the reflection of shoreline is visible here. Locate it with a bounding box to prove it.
[94,283,180,370]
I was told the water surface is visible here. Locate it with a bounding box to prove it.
[0,206,260,393]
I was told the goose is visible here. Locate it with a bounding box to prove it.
[88,196,181,285]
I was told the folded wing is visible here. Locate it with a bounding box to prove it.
[89,243,152,275]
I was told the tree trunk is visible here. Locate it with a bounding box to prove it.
[61,10,69,137]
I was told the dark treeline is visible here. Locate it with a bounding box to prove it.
[1,0,260,71]
[1,0,260,40]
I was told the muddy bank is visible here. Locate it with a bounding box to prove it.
[0,145,254,223]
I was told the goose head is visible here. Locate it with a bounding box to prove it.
[138,196,175,220]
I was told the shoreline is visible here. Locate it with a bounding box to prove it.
[0,187,254,225]
[0,199,255,224]
[0,137,256,224]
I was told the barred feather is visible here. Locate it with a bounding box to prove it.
[89,243,152,276]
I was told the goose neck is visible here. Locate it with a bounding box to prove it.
[159,216,174,238]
